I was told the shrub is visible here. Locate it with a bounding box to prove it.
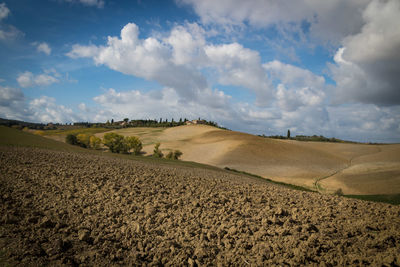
[173,150,183,160]
[165,150,183,160]
[153,142,163,158]
[334,188,344,196]
[89,136,102,150]
[34,130,45,136]
[103,132,125,153]
[76,133,91,148]
[165,151,173,159]
[124,136,142,155]
[66,134,78,145]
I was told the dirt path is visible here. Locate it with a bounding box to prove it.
[1,146,400,266]
[314,146,382,193]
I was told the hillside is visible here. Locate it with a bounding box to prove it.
[102,125,400,195]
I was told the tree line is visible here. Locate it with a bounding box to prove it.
[66,133,182,159]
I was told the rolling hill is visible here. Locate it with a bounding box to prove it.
[99,125,400,195]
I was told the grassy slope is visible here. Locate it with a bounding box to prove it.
[39,127,110,136]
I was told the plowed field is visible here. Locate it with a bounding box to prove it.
[1,146,399,266]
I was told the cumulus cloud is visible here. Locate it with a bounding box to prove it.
[29,96,80,123]
[17,71,59,88]
[67,23,213,102]
[263,60,326,111]
[204,43,273,106]
[330,0,400,106]
[62,0,104,8]
[35,42,51,55]
[164,23,207,65]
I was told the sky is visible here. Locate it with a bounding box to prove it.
[0,0,399,143]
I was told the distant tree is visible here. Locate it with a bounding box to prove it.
[165,151,174,160]
[124,118,129,123]
[159,118,162,124]
[173,150,183,160]
[287,129,291,139]
[165,150,183,160]
[66,134,78,145]
[103,132,125,153]
[111,119,114,124]
[89,136,102,149]
[124,136,142,155]
[179,118,182,123]
[153,142,163,158]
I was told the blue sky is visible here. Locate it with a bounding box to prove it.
[0,0,399,143]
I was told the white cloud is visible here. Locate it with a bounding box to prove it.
[66,44,101,58]
[164,22,207,65]
[68,23,210,102]
[0,85,29,120]
[92,87,232,123]
[263,60,326,111]
[0,85,24,106]
[0,24,24,41]
[62,0,104,8]
[204,43,273,106]
[16,72,34,88]
[17,71,59,88]
[35,42,51,55]
[0,2,10,21]
[29,96,81,123]
[329,0,400,105]
[0,3,24,42]
[178,0,369,44]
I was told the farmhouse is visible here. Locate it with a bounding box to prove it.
[185,120,206,125]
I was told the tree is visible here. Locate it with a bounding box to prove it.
[166,150,183,160]
[124,118,129,123]
[111,119,114,124]
[124,136,142,155]
[165,151,174,159]
[287,129,291,139]
[89,136,102,149]
[153,142,163,158]
[103,132,125,153]
[66,134,78,145]
[173,150,183,160]
[76,133,91,148]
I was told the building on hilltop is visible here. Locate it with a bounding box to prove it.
[185,120,206,125]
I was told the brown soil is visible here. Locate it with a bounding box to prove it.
[1,146,400,266]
